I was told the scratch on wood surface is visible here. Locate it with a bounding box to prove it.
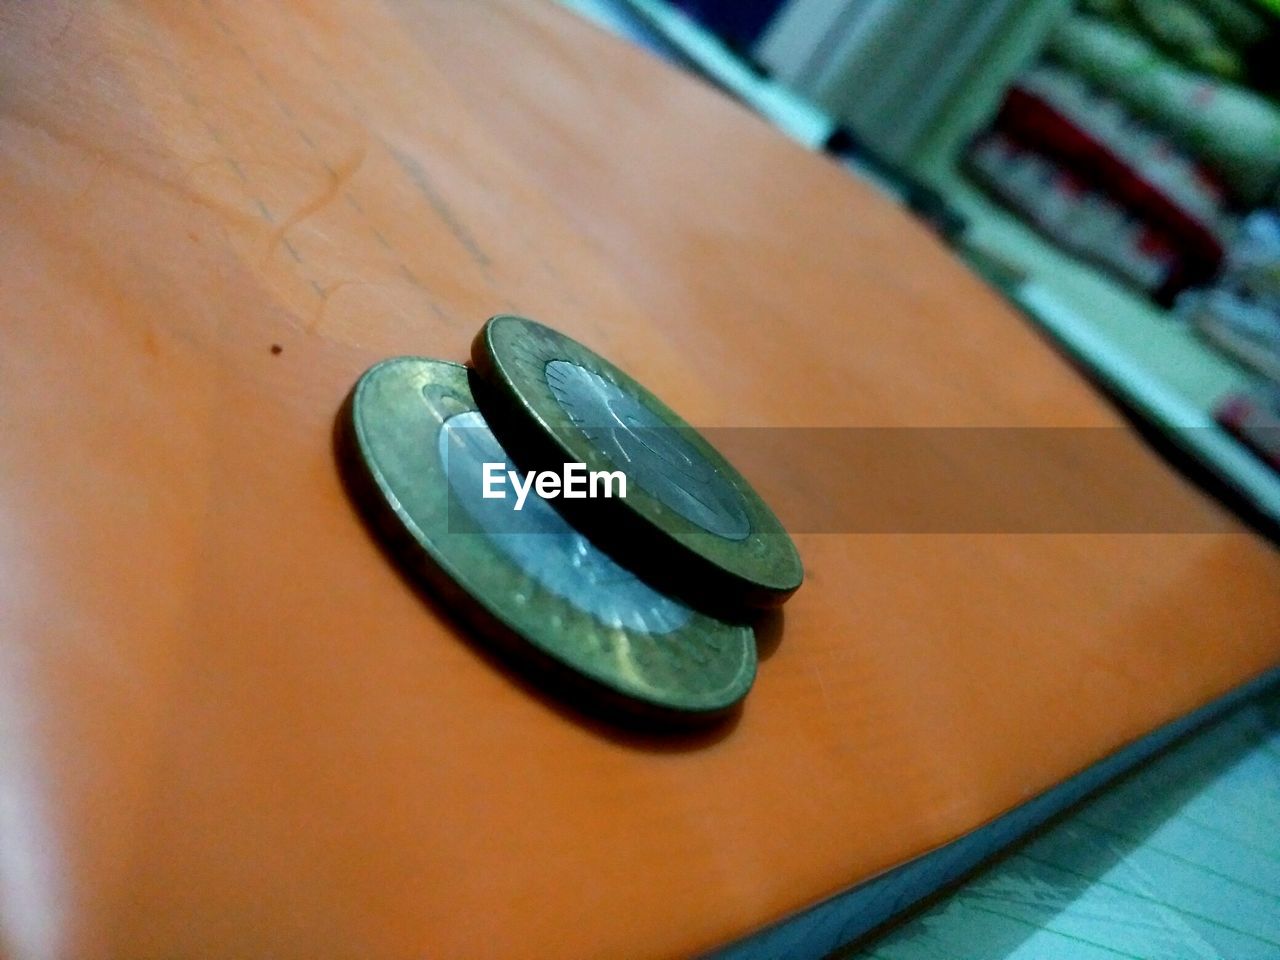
[388,143,492,271]
[264,146,366,263]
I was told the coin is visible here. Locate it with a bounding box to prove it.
[335,357,756,723]
[470,315,803,610]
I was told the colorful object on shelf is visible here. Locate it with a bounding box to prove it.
[1179,209,1280,383]
[1226,207,1280,301]
[1195,0,1271,49]
[1183,287,1280,382]
[1048,14,1280,204]
[969,131,1206,302]
[989,63,1232,296]
[1082,0,1247,79]
[1080,0,1275,88]
[1216,382,1280,471]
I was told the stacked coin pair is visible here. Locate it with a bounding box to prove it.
[336,315,802,725]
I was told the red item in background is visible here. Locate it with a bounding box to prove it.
[968,132,1181,296]
[992,83,1227,299]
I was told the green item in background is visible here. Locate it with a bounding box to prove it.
[1196,0,1269,48]
[1076,0,1269,78]
[1079,0,1129,19]
[1130,0,1244,79]
[1049,14,1280,203]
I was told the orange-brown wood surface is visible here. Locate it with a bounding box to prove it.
[2,2,1278,958]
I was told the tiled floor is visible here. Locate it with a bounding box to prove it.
[850,683,1280,959]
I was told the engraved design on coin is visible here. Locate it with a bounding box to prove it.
[543,360,751,541]
[439,410,692,635]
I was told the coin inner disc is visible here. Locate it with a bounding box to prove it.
[439,411,692,635]
[543,360,751,540]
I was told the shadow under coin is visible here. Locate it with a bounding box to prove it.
[752,607,785,662]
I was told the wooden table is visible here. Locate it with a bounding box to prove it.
[2,2,1278,957]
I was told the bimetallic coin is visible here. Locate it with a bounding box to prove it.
[470,315,803,609]
[335,358,755,723]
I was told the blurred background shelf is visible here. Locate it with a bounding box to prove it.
[562,0,1280,534]
[946,174,1250,412]
[951,172,1280,531]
